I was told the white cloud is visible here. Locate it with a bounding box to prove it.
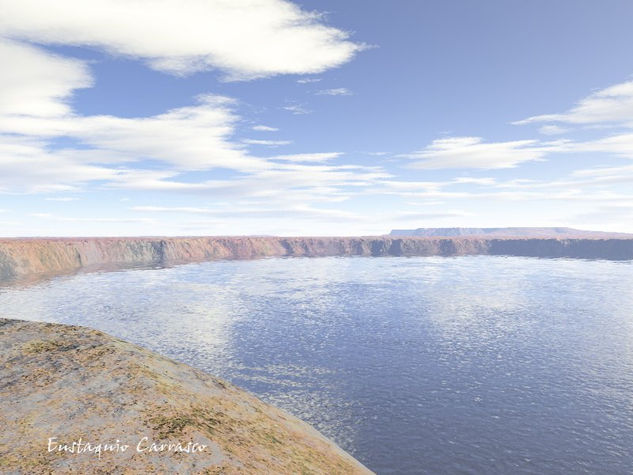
[132,206,218,215]
[572,133,633,159]
[0,2,430,235]
[0,135,120,193]
[398,78,633,174]
[569,204,633,228]
[0,91,269,175]
[539,125,569,135]
[316,87,352,96]
[400,130,633,173]
[572,164,633,178]
[515,79,633,127]
[402,137,547,169]
[80,96,261,171]
[270,152,342,163]
[242,138,292,147]
[282,103,311,115]
[110,163,390,204]
[132,204,362,222]
[566,163,633,188]
[0,39,92,118]
[252,125,279,132]
[30,212,155,224]
[0,0,363,80]
[297,77,321,84]
[391,210,471,221]
[451,177,496,185]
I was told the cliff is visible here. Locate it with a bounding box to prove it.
[1,236,633,283]
[389,227,632,237]
[0,318,371,474]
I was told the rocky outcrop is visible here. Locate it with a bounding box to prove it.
[0,318,371,474]
[1,236,632,284]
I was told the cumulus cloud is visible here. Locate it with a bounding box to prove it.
[0,40,269,177]
[0,94,268,174]
[402,137,547,169]
[402,78,633,173]
[0,41,381,199]
[0,1,403,235]
[0,0,363,80]
[9,2,633,234]
[0,39,92,118]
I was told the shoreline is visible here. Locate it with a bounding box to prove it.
[1,236,633,284]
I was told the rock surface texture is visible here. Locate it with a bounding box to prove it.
[1,236,633,284]
[0,318,371,474]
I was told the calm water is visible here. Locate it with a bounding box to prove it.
[2,256,633,474]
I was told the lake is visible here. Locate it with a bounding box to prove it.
[2,255,633,474]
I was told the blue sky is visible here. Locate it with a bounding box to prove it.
[1,0,633,236]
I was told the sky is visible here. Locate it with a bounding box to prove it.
[1,0,633,237]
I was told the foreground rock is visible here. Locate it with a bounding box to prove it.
[0,318,371,474]
[1,236,633,284]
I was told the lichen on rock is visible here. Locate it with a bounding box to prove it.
[0,318,371,474]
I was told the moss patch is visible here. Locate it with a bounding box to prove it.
[149,406,223,439]
[22,339,76,354]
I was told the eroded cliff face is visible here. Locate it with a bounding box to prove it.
[0,236,632,283]
[486,238,633,259]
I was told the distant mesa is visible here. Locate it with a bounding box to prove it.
[388,227,632,238]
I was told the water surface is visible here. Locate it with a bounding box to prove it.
[2,256,633,474]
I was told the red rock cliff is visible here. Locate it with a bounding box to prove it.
[1,236,632,283]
